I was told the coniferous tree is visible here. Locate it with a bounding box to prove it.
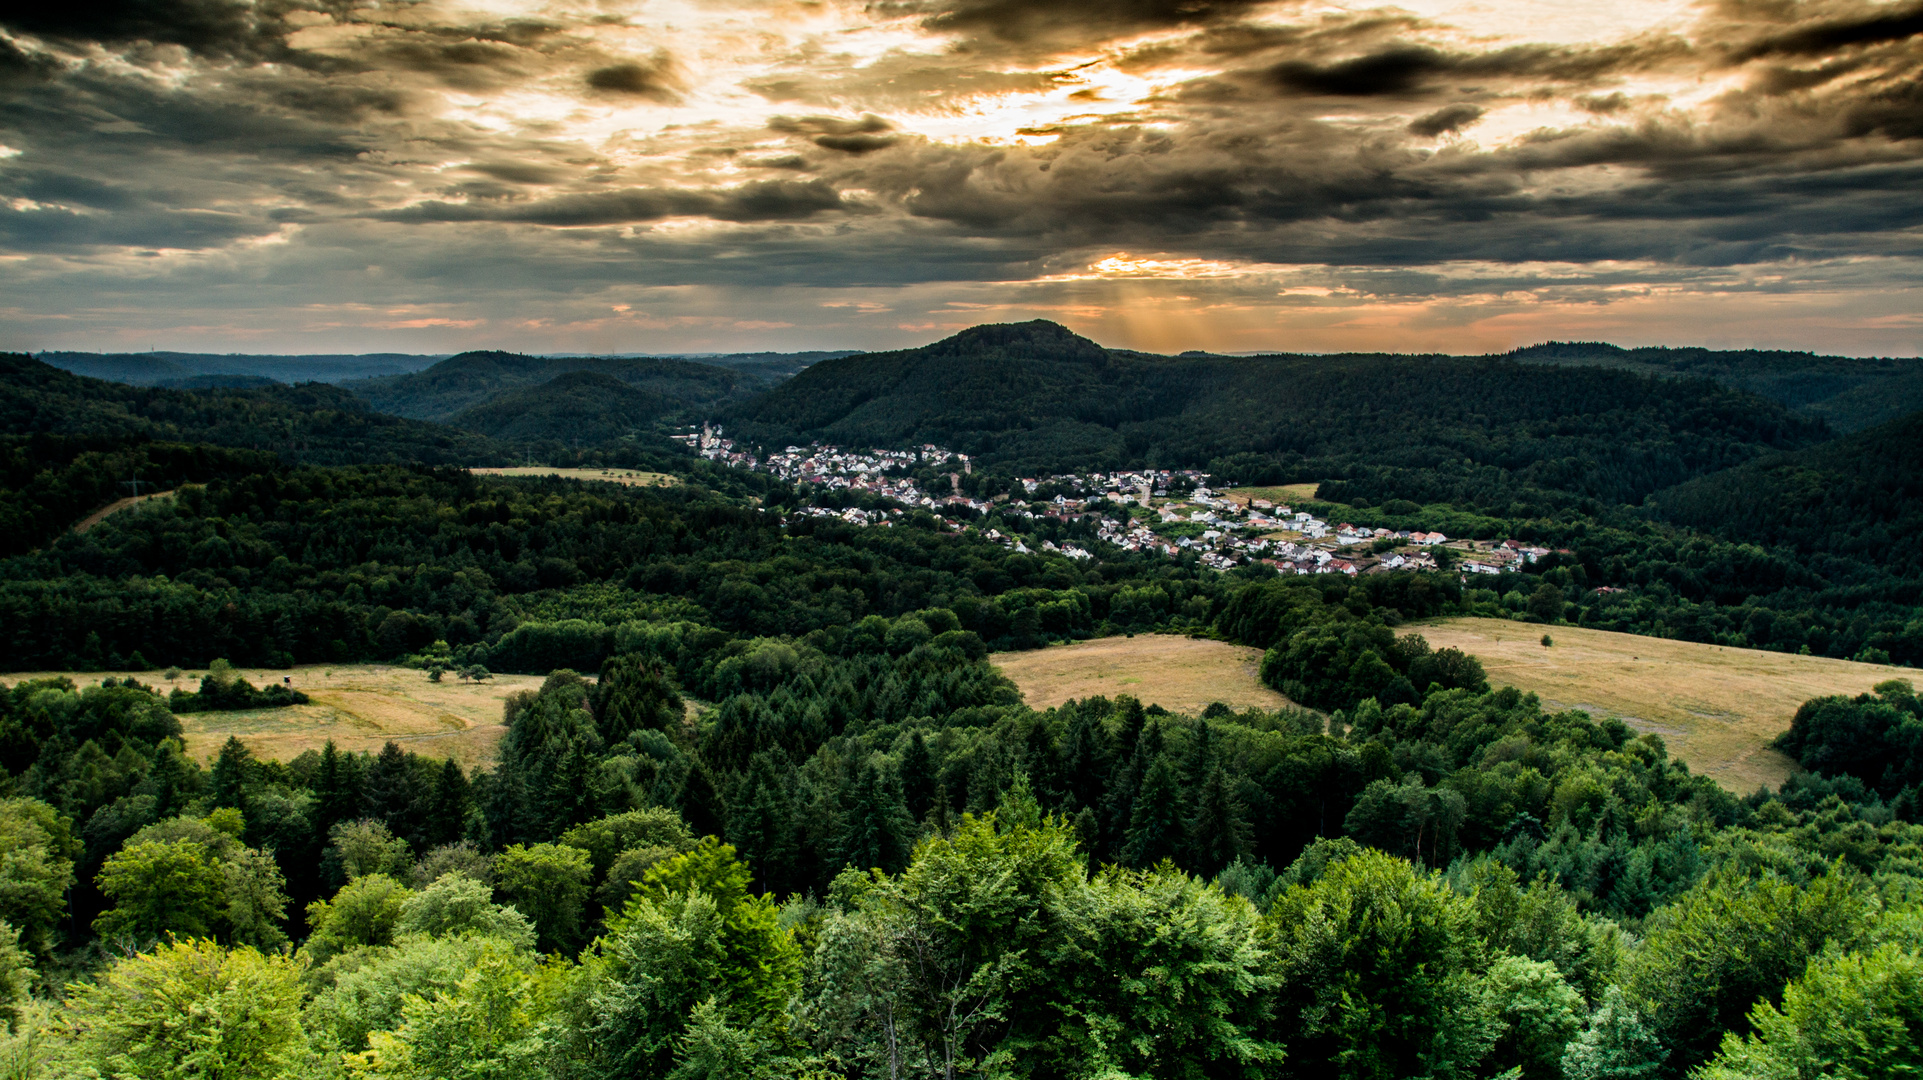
[424,758,471,848]
[680,762,727,841]
[312,741,364,837]
[592,654,684,744]
[1186,766,1252,877]
[1123,755,1185,867]
[363,741,418,841]
[839,762,915,875]
[208,737,255,815]
[728,751,800,895]
[900,730,936,822]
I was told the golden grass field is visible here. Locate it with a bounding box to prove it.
[994,634,1293,715]
[469,467,676,488]
[0,665,547,767]
[1415,617,1917,792]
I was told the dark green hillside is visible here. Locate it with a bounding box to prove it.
[728,321,1826,509]
[348,351,761,422]
[448,371,676,445]
[38,350,440,385]
[1650,409,1923,576]
[1509,341,1923,433]
[0,353,503,467]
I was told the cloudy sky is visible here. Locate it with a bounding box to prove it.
[2,0,1921,355]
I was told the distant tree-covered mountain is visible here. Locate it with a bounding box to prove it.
[447,371,679,445]
[346,350,770,423]
[0,353,504,467]
[726,320,1827,510]
[1650,409,1923,578]
[37,350,444,385]
[1507,341,1923,433]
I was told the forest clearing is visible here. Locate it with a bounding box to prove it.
[1416,617,1914,792]
[468,466,676,487]
[0,664,544,766]
[993,634,1293,715]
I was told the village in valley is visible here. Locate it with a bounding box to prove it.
[676,425,1551,577]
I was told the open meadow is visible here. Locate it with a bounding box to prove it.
[1221,482,1320,506]
[993,634,1293,715]
[469,466,676,487]
[0,664,546,767]
[1415,617,1916,792]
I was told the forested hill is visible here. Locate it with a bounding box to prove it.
[448,371,679,446]
[348,350,780,423]
[0,353,501,466]
[1508,342,1923,433]
[724,320,1827,509]
[38,349,442,386]
[0,352,509,558]
[1650,409,1923,578]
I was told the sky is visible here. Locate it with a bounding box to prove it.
[2,0,1921,356]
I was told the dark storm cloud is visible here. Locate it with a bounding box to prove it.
[381,179,855,226]
[1408,104,1485,137]
[768,114,898,154]
[1266,41,1667,96]
[586,56,682,101]
[1730,1,1923,59]
[881,0,1269,46]
[0,0,283,58]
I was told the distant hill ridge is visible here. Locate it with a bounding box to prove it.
[1505,341,1923,432]
[448,371,679,447]
[344,349,810,426]
[725,320,1829,510]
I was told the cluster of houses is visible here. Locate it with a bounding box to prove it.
[683,427,1551,578]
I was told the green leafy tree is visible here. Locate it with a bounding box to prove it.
[495,843,593,954]
[308,934,504,1055]
[1269,848,1492,1080]
[65,938,308,1080]
[872,811,1083,1080]
[354,941,553,1080]
[1481,955,1583,1080]
[1697,940,1923,1080]
[0,798,79,956]
[331,819,415,882]
[1623,862,1872,1070]
[0,921,32,1030]
[1020,865,1283,1078]
[585,838,801,1079]
[305,873,414,963]
[94,814,290,950]
[94,839,226,944]
[395,873,536,949]
[1559,987,1666,1080]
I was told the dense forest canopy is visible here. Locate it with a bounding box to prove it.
[0,324,1919,1078]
